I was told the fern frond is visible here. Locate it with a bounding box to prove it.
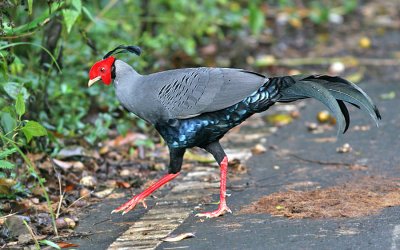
[0,148,17,159]
[0,160,15,169]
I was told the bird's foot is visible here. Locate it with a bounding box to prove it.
[111,194,147,215]
[195,203,232,218]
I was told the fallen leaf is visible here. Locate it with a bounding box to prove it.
[94,188,114,198]
[57,242,79,248]
[53,159,85,171]
[99,146,109,154]
[184,151,214,163]
[106,131,147,147]
[254,54,276,67]
[346,71,364,83]
[116,181,131,189]
[380,91,396,100]
[313,137,336,143]
[162,232,195,242]
[107,192,126,199]
[64,185,75,192]
[266,114,293,126]
[57,146,92,159]
[0,178,16,187]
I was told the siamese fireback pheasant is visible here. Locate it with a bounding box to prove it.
[88,45,381,218]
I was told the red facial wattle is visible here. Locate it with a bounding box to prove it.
[88,56,115,86]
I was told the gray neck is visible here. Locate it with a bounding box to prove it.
[113,60,142,114]
[113,60,141,88]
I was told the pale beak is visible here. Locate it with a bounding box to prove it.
[88,76,101,87]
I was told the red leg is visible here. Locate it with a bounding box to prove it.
[112,173,180,215]
[196,156,232,218]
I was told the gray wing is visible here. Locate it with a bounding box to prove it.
[144,67,267,119]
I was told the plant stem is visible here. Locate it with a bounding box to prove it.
[22,219,40,250]
[0,134,59,236]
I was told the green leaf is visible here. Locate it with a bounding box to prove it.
[3,82,29,100]
[1,112,16,134]
[0,53,8,81]
[15,93,25,118]
[27,0,33,15]
[82,6,94,21]
[249,4,265,36]
[62,0,82,33]
[39,240,61,249]
[0,148,17,159]
[22,129,33,142]
[21,121,47,142]
[0,160,15,169]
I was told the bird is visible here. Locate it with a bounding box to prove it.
[88,45,381,218]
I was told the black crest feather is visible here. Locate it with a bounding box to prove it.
[103,45,142,59]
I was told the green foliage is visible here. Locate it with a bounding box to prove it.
[40,240,61,250]
[0,148,17,169]
[62,0,83,33]
[0,90,48,197]
[0,0,360,150]
[249,3,265,35]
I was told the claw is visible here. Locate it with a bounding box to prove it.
[141,199,147,209]
[195,203,232,218]
[112,173,180,215]
[111,195,147,215]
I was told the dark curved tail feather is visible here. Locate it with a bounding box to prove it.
[274,75,381,135]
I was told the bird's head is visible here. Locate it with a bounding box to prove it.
[88,45,142,87]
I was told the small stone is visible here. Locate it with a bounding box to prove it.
[55,218,67,229]
[359,37,371,48]
[289,110,301,119]
[317,110,330,123]
[329,13,343,24]
[80,176,97,187]
[6,215,30,238]
[251,144,267,154]
[18,233,32,244]
[72,200,87,207]
[329,61,345,74]
[336,143,352,153]
[307,123,318,131]
[120,169,130,177]
[154,163,166,171]
[79,188,91,199]
[64,218,76,229]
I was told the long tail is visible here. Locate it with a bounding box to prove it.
[271,75,381,135]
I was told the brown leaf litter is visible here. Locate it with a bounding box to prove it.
[241,176,400,219]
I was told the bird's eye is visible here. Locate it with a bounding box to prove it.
[100,67,106,72]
